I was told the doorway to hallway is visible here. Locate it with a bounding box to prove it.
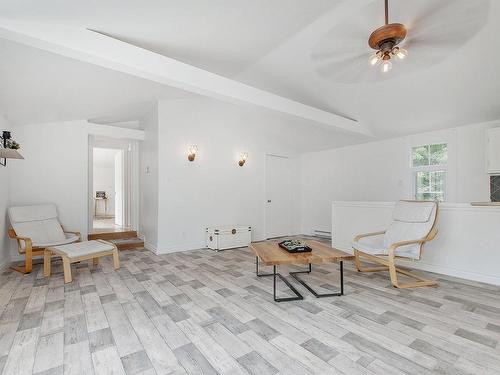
[92,147,124,231]
[88,135,139,235]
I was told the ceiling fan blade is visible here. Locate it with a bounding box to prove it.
[315,53,386,83]
[315,52,367,73]
[407,0,489,37]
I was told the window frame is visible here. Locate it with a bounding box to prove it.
[410,143,448,202]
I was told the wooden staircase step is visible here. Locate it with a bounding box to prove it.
[108,237,144,250]
[88,230,137,241]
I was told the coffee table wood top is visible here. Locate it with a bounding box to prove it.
[250,240,354,266]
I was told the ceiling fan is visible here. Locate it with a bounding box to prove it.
[368,0,408,73]
[310,0,489,83]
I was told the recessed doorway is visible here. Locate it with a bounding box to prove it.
[88,136,139,234]
[92,147,123,231]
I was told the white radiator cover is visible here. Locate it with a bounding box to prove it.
[206,226,252,251]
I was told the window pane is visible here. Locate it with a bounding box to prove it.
[412,145,429,167]
[416,171,430,193]
[430,143,447,165]
[430,170,445,192]
[415,170,446,202]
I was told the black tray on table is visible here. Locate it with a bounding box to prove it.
[278,240,312,253]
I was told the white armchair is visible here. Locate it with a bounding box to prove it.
[352,200,439,288]
[8,204,80,274]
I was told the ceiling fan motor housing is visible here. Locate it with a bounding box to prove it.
[368,23,407,51]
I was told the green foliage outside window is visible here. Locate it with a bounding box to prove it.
[412,143,447,167]
[412,143,447,202]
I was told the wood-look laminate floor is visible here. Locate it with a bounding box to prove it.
[1,242,499,375]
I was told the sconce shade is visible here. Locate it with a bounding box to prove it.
[238,152,248,167]
[188,144,198,162]
[0,148,24,159]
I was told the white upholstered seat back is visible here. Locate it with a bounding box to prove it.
[9,204,66,247]
[383,201,437,259]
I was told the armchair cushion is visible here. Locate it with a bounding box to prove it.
[8,204,78,249]
[392,200,435,223]
[35,233,80,248]
[383,201,437,259]
[352,234,386,255]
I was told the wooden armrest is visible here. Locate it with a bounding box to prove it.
[353,231,386,242]
[8,229,31,242]
[8,230,33,252]
[61,226,81,238]
[10,234,32,242]
[388,238,426,257]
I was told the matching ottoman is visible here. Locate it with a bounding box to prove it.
[44,240,120,283]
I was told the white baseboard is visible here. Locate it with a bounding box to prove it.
[144,241,157,253]
[333,241,500,286]
[402,261,500,286]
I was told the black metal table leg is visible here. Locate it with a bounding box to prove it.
[290,261,344,298]
[255,257,303,302]
[256,256,274,277]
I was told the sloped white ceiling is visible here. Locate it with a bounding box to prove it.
[0,38,195,125]
[236,0,500,138]
[0,0,499,149]
[0,0,335,77]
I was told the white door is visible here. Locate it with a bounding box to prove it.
[266,155,292,238]
[114,150,124,226]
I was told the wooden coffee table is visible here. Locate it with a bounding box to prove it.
[250,240,354,302]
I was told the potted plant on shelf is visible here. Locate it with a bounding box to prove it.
[0,131,24,166]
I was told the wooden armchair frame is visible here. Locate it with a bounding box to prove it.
[8,226,81,274]
[353,202,439,289]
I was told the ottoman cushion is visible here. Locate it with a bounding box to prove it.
[51,240,114,258]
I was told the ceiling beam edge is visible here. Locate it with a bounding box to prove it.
[0,20,373,137]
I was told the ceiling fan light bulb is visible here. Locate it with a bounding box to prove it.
[381,60,392,73]
[369,54,381,66]
[396,48,408,60]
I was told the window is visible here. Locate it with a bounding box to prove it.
[411,143,447,202]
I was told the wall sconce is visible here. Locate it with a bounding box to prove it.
[238,152,248,167]
[187,145,198,162]
[0,131,24,167]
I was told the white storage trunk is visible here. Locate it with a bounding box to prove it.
[206,226,252,251]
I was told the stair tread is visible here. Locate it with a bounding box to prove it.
[88,230,138,241]
[108,237,143,244]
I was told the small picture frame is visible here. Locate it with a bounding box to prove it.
[96,191,107,199]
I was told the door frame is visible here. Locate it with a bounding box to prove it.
[88,135,139,233]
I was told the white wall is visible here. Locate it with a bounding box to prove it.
[0,115,13,269]
[300,121,499,235]
[8,120,144,259]
[139,105,159,250]
[155,98,301,253]
[0,165,10,269]
[8,121,88,259]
